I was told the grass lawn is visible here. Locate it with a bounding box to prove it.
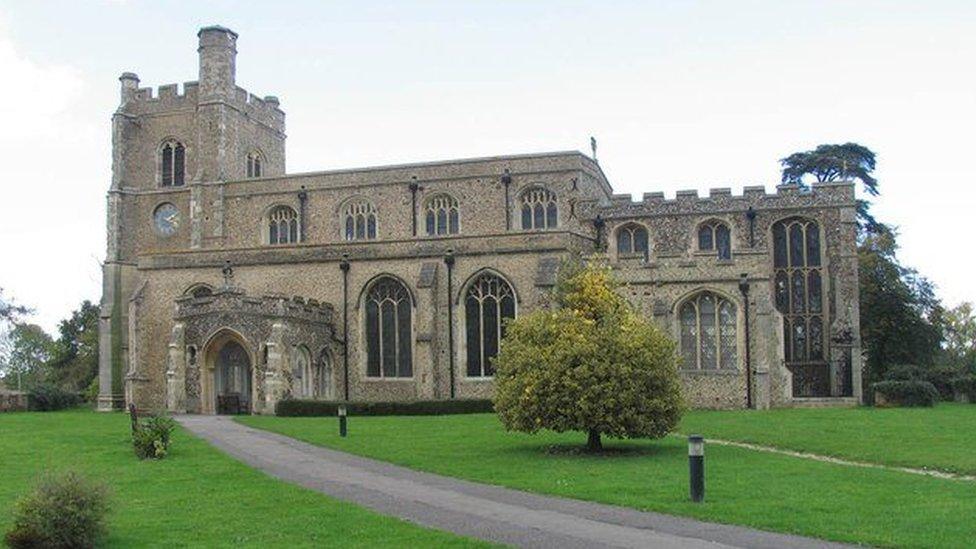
[240,411,976,549]
[0,409,492,548]
[680,403,976,475]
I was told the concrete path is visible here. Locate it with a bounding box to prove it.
[178,415,853,549]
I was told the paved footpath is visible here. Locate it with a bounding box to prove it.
[178,416,853,549]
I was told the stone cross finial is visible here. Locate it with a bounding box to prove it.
[222,261,234,288]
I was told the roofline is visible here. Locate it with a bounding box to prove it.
[253,150,609,185]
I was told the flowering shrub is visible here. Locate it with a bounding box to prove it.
[132,415,176,459]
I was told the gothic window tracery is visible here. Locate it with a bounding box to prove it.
[679,292,738,370]
[268,205,299,245]
[520,187,558,230]
[698,220,732,260]
[424,194,460,236]
[343,199,378,241]
[773,217,824,365]
[160,140,186,187]
[364,277,412,378]
[464,273,516,377]
[616,223,649,257]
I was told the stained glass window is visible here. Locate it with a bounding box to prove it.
[424,194,460,236]
[344,200,377,241]
[679,292,738,370]
[268,205,299,245]
[772,218,825,367]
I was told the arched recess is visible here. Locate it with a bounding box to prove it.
[201,328,253,415]
[458,269,518,378]
[183,283,214,298]
[672,288,742,371]
[291,345,312,398]
[316,347,334,400]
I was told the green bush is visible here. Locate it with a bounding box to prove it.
[27,384,81,411]
[872,380,939,407]
[4,471,111,549]
[276,398,494,417]
[882,365,960,400]
[494,262,684,451]
[950,376,976,402]
[132,415,176,459]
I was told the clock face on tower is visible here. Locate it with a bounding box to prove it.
[153,203,180,237]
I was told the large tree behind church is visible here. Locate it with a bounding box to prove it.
[493,261,683,451]
[780,143,944,385]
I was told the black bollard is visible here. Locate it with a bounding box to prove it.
[688,434,704,503]
[338,404,347,437]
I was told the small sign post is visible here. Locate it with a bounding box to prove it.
[688,434,705,503]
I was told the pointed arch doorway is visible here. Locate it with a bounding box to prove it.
[202,331,253,415]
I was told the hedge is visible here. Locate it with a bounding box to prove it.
[872,380,939,407]
[276,398,495,417]
[882,364,959,400]
[950,376,976,402]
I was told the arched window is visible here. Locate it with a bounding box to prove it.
[291,346,312,398]
[520,187,558,230]
[773,218,824,366]
[616,223,649,257]
[698,220,732,260]
[465,273,516,377]
[679,292,738,370]
[364,277,412,378]
[246,151,263,178]
[160,140,186,187]
[425,194,460,236]
[343,199,377,241]
[268,205,299,245]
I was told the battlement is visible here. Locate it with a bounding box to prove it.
[174,286,334,326]
[591,180,855,219]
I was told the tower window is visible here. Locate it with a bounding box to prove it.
[160,141,186,187]
[246,151,263,178]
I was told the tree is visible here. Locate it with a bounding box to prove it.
[47,301,100,392]
[858,230,944,386]
[943,302,976,371]
[780,143,882,234]
[0,288,31,390]
[0,324,54,391]
[493,262,684,451]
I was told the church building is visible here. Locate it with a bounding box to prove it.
[97,26,862,414]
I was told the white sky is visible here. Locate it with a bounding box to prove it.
[0,0,973,333]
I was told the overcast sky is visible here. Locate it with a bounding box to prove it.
[0,0,973,333]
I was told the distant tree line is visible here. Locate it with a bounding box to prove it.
[0,290,99,398]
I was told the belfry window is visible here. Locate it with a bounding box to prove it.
[520,187,558,230]
[679,292,738,370]
[464,273,516,377]
[364,277,412,378]
[616,223,649,257]
[246,152,263,178]
[343,199,378,241]
[268,205,299,245]
[698,220,732,260]
[424,194,460,236]
[160,141,185,187]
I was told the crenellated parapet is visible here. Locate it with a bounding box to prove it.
[174,287,334,326]
[581,181,855,220]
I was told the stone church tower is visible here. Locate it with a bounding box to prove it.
[98,27,286,410]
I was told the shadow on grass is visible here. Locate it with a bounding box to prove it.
[506,439,684,460]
